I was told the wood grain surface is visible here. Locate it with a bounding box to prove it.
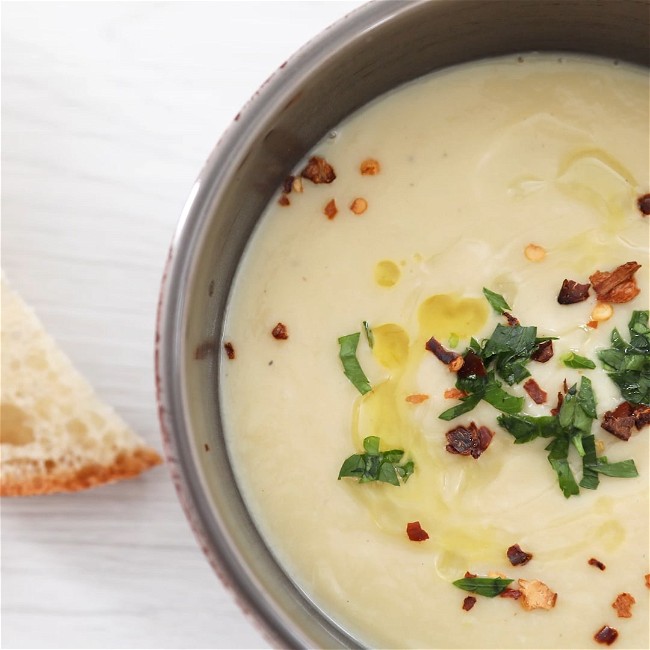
[1,2,364,648]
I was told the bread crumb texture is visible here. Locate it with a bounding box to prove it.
[1,276,162,496]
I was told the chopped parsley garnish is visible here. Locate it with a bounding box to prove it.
[498,377,638,497]
[439,369,523,421]
[562,351,596,369]
[438,291,555,420]
[338,332,372,395]
[338,436,414,485]
[598,310,650,405]
[482,287,511,314]
[482,323,539,385]
[453,576,513,597]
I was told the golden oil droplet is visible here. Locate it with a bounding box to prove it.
[372,324,410,370]
[419,294,488,339]
[374,260,401,287]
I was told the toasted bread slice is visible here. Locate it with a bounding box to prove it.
[1,276,162,496]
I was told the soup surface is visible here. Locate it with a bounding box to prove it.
[221,55,649,648]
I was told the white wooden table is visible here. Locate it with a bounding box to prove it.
[1,3,364,648]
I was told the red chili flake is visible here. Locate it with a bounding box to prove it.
[499,588,522,600]
[271,322,289,340]
[457,350,487,379]
[406,521,429,542]
[645,574,650,588]
[557,279,590,304]
[550,391,564,416]
[464,571,477,579]
[278,194,290,206]
[634,404,650,430]
[194,339,218,360]
[425,336,462,367]
[503,311,520,326]
[589,261,641,303]
[637,193,650,216]
[445,422,494,459]
[594,625,618,645]
[462,596,477,611]
[587,320,599,329]
[601,401,636,441]
[324,199,338,220]
[588,557,606,571]
[282,175,294,194]
[523,378,547,404]
[531,340,554,363]
[507,544,533,566]
[301,156,336,184]
[406,393,429,404]
[612,593,635,618]
[444,387,469,400]
[224,342,236,360]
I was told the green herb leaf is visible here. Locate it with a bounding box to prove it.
[482,380,525,414]
[498,413,561,443]
[562,352,596,369]
[453,576,513,598]
[482,288,511,314]
[598,310,650,405]
[482,324,538,385]
[546,436,580,498]
[338,436,413,485]
[558,378,595,436]
[500,375,636,497]
[362,321,374,349]
[579,435,600,490]
[338,332,372,395]
[438,392,483,421]
[589,458,638,478]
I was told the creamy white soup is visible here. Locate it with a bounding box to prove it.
[221,55,649,649]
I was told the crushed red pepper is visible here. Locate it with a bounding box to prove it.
[457,350,487,379]
[223,342,236,360]
[557,279,590,304]
[589,261,641,303]
[462,596,477,611]
[594,625,618,645]
[425,336,462,367]
[445,422,494,459]
[637,193,650,215]
[531,339,554,363]
[601,401,649,440]
[301,156,336,184]
[282,175,294,194]
[324,199,338,220]
[507,544,533,566]
[278,194,290,207]
[588,558,607,571]
[503,311,520,326]
[271,323,289,340]
[523,378,547,404]
[612,593,635,618]
[444,387,469,400]
[406,521,429,542]
[500,588,522,600]
[550,392,564,416]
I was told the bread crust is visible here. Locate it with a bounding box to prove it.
[1,446,162,496]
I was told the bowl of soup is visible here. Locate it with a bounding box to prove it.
[156,1,649,647]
